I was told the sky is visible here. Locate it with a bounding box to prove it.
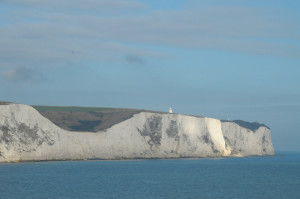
[0,0,299,151]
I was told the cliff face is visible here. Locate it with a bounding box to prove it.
[0,103,274,162]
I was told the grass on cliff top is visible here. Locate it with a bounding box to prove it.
[32,105,115,112]
[221,119,270,131]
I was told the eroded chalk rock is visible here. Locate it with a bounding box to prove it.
[0,103,274,162]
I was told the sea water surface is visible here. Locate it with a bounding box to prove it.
[0,152,299,199]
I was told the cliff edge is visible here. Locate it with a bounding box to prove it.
[0,103,274,162]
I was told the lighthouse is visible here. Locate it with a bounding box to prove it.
[169,107,173,113]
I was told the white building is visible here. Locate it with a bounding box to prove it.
[169,107,173,113]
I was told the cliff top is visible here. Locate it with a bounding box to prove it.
[1,102,269,132]
[0,101,12,105]
[32,105,165,132]
[221,120,270,131]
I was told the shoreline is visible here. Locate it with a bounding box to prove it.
[0,154,277,164]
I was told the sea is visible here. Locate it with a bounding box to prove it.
[0,152,299,199]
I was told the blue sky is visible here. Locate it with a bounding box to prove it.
[0,0,299,151]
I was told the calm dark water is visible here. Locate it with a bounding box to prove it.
[0,152,299,199]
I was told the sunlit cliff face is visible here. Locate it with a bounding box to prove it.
[0,103,274,162]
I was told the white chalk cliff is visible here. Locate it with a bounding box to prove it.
[0,103,274,162]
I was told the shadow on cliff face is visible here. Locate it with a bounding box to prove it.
[166,120,179,141]
[0,120,55,156]
[137,115,163,150]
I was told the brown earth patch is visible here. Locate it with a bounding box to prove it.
[0,101,12,105]
[33,106,165,132]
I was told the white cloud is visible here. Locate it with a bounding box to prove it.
[1,69,16,79]
[0,67,40,82]
[3,0,146,11]
[0,0,299,71]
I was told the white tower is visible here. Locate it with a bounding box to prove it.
[169,107,173,113]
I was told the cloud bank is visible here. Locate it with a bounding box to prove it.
[0,0,299,80]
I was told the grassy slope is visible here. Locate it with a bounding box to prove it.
[32,105,114,112]
[2,102,269,132]
[31,105,146,132]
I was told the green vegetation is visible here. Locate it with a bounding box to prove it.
[221,119,270,131]
[232,120,270,131]
[31,105,141,132]
[32,105,114,112]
